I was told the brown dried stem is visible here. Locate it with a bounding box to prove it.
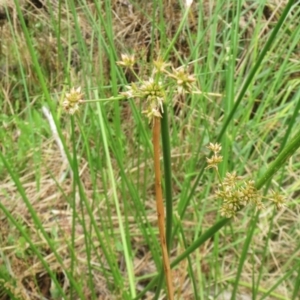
[152,117,174,300]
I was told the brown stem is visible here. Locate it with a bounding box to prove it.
[153,117,174,300]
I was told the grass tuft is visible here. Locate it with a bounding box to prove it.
[1,0,300,299]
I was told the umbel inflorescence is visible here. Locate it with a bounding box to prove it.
[60,54,285,220]
[117,54,196,123]
[206,143,286,218]
[61,54,196,122]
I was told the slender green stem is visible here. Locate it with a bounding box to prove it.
[230,212,259,300]
[161,103,173,252]
[70,117,77,296]
[163,4,191,61]
[292,263,300,300]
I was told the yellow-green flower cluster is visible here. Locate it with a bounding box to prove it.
[62,87,84,115]
[168,67,195,93]
[122,78,165,122]
[205,143,223,170]
[217,175,263,218]
[269,190,286,210]
[118,55,196,122]
[140,79,165,120]
[116,53,135,68]
[205,142,286,218]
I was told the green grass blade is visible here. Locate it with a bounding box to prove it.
[230,212,259,299]
[96,100,135,298]
[291,263,300,300]
[0,151,83,298]
[217,0,296,141]
[161,103,173,252]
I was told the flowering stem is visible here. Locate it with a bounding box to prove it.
[153,117,174,300]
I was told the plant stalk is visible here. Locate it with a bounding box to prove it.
[153,117,174,300]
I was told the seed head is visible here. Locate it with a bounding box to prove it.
[223,171,240,187]
[269,190,286,210]
[62,87,84,115]
[169,67,196,92]
[206,155,223,170]
[205,143,223,170]
[216,174,263,218]
[121,83,139,99]
[117,53,135,68]
[153,57,171,74]
[140,78,165,122]
[207,143,222,154]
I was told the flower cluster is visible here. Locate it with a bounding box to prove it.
[118,55,196,122]
[62,87,84,115]
[116,53,135,68]
[205,143,223,170]
[269,190,286,210]
[217,175,263,218]
[205,142,286,218]
[167,67,195,93]
[140,79,165,120]
[121,78,165,122]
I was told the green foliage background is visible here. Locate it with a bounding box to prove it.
[0,0,300,299]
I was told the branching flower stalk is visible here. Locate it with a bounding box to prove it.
[62,53,197,299]
[117,54,189,299]
[118,53,196,299]
[61,87,124,115]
